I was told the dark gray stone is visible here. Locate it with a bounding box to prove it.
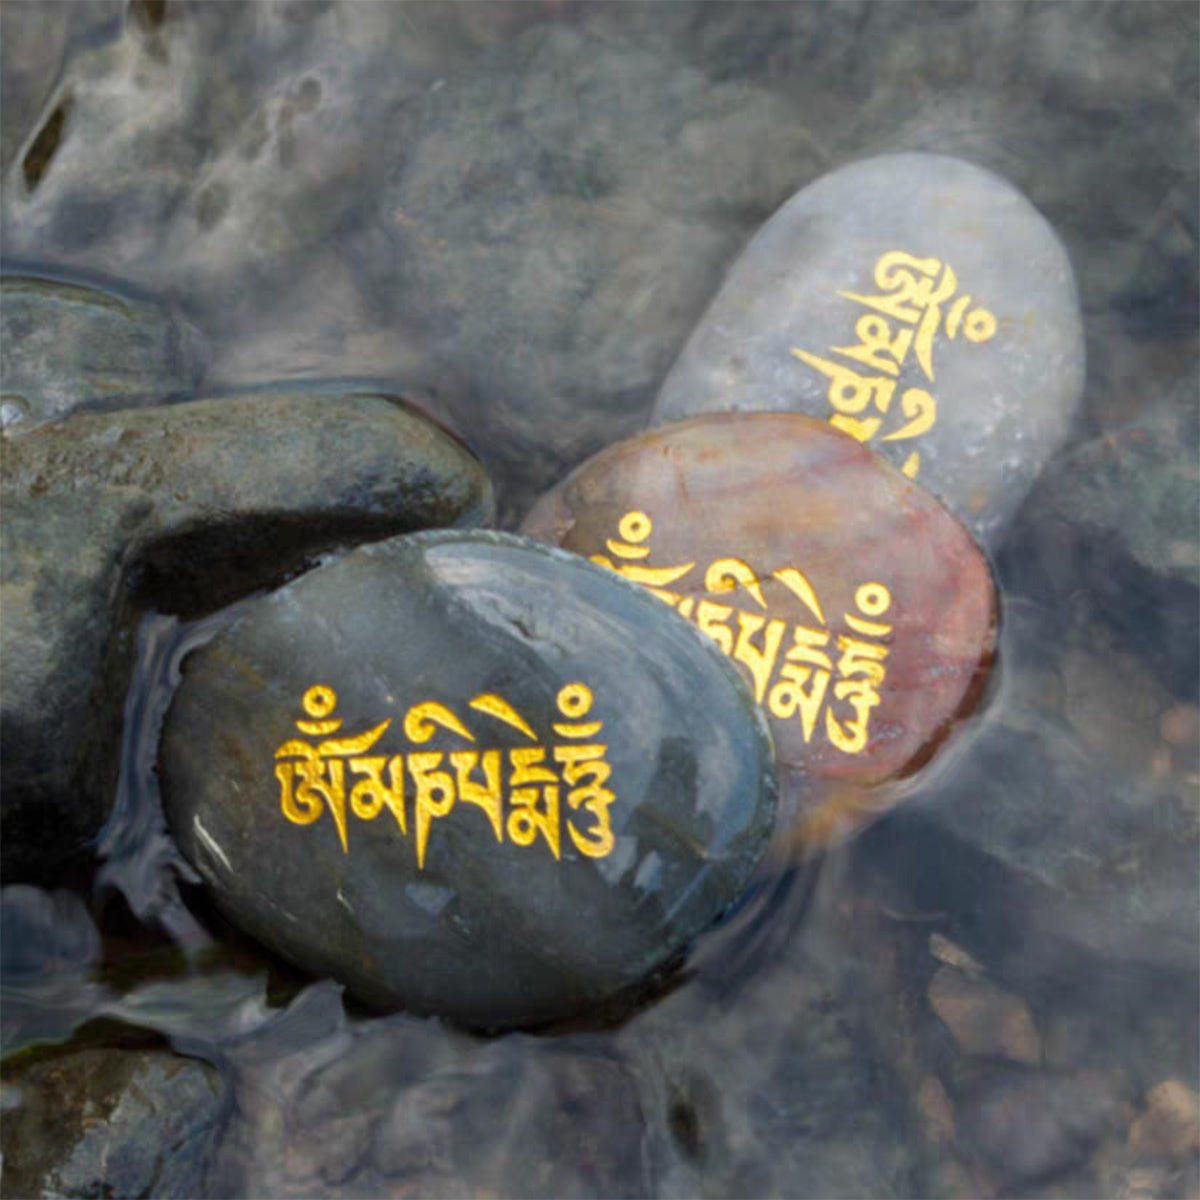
[0,1045,226,1200]
[998,377,1200,698]
[865,716,1199,979]
[159,530,777,1028]
[1,389,492,883]
[0,270,207,429]
[652,153,1085,547]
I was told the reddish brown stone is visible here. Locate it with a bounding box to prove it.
[521,413,996,843]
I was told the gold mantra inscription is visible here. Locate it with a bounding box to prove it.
[592,511,892,755]
[274,683,615,867]
[791,250,997,478]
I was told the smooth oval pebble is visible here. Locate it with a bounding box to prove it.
[521,413,997,846]
[159,530,776,1028]
[652,153,1085,546]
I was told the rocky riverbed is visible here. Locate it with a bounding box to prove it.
[2,3,1197,1197]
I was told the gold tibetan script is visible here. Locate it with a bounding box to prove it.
[791,249,998,478]
[274,683,615,866]
[591,510,893,755]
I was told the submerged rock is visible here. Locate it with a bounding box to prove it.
[159,530,777,1028]
[0,1044,226,1200]
[998,377,1200,699]
[0,269,206,429]
[652,153,1085,546]
[355,23,828,519]
[0,388,492,883]
[521,413,996,849]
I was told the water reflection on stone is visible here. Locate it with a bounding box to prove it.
[0,1,1197,1197]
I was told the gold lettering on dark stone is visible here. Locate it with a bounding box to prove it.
[274,684,615,865]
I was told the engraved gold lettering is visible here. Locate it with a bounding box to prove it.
[829,412,883,443]
[791,249,997,475]
[409,751,456,869]
[468,693,538,740]
[588,516,899,758]
[451,750,503,842]
[772,567,826,624]
[790,348,897,415]
[348,755,406,833]
[881,388,937,442]
[768,626,833,742]
[276,683,619,865]
[274,687,391,853]
[507,746,561,859]
[831,313,913,377]
[696,598,735,655]
[557,744,615,859]
[705,558,767,608]
[552,683,602,738]
[825,581,893,754]
[732,610,787,703]
[404,702,474,744]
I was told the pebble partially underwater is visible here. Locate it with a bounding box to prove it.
[159,531,777,1028]
[521,412,997,847]
[1,3,1195,1197]
[652,153,1086,547]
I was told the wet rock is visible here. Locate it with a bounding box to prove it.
[869,717,1200,978]
[159,530,777,1028]
[652,152,1085,546]
[1,11,826,519]
[0,2,546,290]
[998,380,1200,699]
[0,1044,226,1200]
[0,269,206,428]
[0,885,101,977]
[855,581,1200,991]
[1,489,152,884]
[962,1067,1121,1188]
[1,388,492,883]
[356,24,829,520]
[197,981,654,1198]
[615,880,925,1200]
[521,413,996,849]
[372,1042,650,1198]
[927,964,1041,1065]
[1129,1080,1200,1161]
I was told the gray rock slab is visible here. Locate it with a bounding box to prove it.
[653,153,1085,547]
[0,270,207,429]
[159,530,777,1028]
[1,389,493,883]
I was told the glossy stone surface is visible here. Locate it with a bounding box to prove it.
[652,153,1085,546]
[0,271,206,428]
[521,413,996,846]
[1,388,492,883]
[159,531,776,1028]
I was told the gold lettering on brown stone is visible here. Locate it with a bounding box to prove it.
[274,684,614,866]
[590,513,893,757]
[791,250,997,477]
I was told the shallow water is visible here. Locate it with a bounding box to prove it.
[2,3,1198,1197]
